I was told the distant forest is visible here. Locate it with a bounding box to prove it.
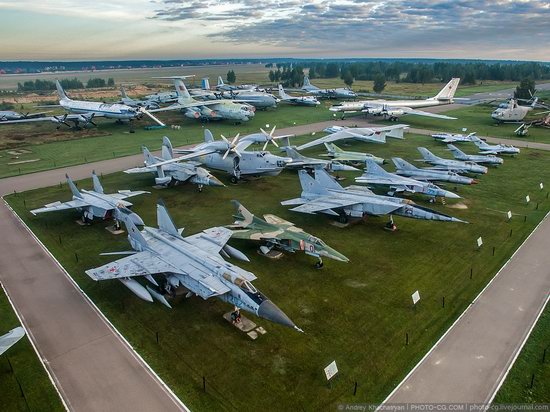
[17,77,115,92]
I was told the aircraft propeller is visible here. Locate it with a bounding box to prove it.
[220,133,241,159]
[139,107,165,127]
[259,125,293,151]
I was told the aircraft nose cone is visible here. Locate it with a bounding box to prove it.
[257,300,300,331]
[209,176,225,187]
[320,248,349,263]
[445,191,461,199]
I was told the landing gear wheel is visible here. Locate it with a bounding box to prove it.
[338,214,348,224]
[314,260,324,269]
[230,176,239,184]
[198,185,203,193]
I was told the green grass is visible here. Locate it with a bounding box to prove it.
[375,104,550,144]
[0,287,65,411]
[0,103,336,178]
[5,133,550,411]
[494,301,550,403]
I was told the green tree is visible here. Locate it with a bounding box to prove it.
[86,78,106,88]
[107,78,115,87]
[373,74,386,94]
[514,78,536,100]
[342,70,354,88]
[226,70,236,84]
[462,71,476,85]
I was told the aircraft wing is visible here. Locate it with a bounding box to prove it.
[30,199,90,215]
[356,176,400,185]
[149,148,216,167]
[0,116,56,125]
[288,196,361,214]
[263,214,296,227]
[85,250,175,280]
[399,107,457,120]
[109,190,150,199]
[183,227,233,255]
[296,130,382,151]
[149,100,218,113]
[0,327,26,356]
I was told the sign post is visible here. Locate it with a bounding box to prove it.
[525,195,530,204]
[324,361,338,387]
[476,236,483,249]
[507,211,512,221]
[411,290,420,311]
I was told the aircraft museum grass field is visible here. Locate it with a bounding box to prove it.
[0,288,64,411]
[5,133,550,410]
[494,302,550,403]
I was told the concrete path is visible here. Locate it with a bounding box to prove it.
[384,213,550,403]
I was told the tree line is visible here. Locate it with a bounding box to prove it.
[17,77,115,92]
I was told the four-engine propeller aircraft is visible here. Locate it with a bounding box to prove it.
[124,138,224,190]
[31,172,148,226]
[355,159,460,200]
[301,75,357,99]
[392,157,476,185]
[322,143,385,165]
[227,201,349,268]
[277,84,320,106]
[329,78,460,121]
[151,77,255,122]
[417,147,488,174]
[86,200,302,332]
[281,168,465,226]
[447,144,503,165]
[470,136,520,155]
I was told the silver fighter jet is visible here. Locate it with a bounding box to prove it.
[470,136,520,155]
[417,147,488,174]
[392,157,476,185]
[447,144,503,165]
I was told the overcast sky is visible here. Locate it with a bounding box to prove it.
[0,0,548,61]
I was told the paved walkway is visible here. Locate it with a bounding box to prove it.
[384,213,550,403]
[0,201,186,411]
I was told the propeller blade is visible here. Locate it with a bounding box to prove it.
[222,149,230,159]
[140,107,165,126]
[220,134,229,144]
[234,148,242,157]
[231,133,240,145]
[262,141,268,151]
[270,125,276,136]
[272,139,279,147]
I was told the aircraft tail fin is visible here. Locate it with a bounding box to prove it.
[91,170,104,194]
[530,97,539,108]
[65,174,82,198]
[364,158,389,176]
[298,170,330,195]
[56,80,69,101]
[282,146,302,159]
[142,146,158,166]
[302,75,312,88]
[418,147,438,162]
[324,142,342,153]
[217,76,224,87]
[278,84,289,99]
[201,77,210,90]
[447,144,466,159]
[162,136,174,160]
[392,157,417,171]
[156,199,180,237]
[314,168,343,190]
[120,86,129,99]
[204,129,214,143]
[121,208,148,249]
[434,78,460,101]
[174,79,191,99]
[231,200,254,226]
[470,136,486,148]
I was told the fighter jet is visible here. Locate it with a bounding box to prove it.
[220,89,278,109]
[277,84,320,106]
[281,168,465,226]
[0,110,49,121]
[417,147,488,174]
[447,144,503,165]
[227,201,348,268]
[469,136,520,155]
[0,327,25,356]
[355,159,460,199]
[119,86,160,110]
[145,90,178,104]
[322,143,385,165]
[216,76,257,92]
[281,146,358,172]
[296,124,408,151]
[155,130,292,183]
[151,77,255,123]
[329,78,461,121]
[301,75,357,99]
[392,157,476,185]
[124,138,224,190]
[432,131,477,143]
[86,201,302,331]
[31,172,147,225]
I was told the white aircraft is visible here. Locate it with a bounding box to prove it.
[432,129,477,143]
[491,97,546,123]
[329,78,461,120]
[278,84,320,106]
[470,136,520,155]
[302,75,357,99]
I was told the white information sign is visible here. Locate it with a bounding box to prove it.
[507,211,512,220]
[477,237,483,248]
[540,183,544,190]
[324,361,338,381]
[412,290,420,305]
[526,195,530,203]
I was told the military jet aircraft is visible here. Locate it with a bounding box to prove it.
[392,157,476,185]
[119,86,160,110]
[432,131,477,143]
[155,130,292,183]
[216,76,257,92]
[0,327,25,356]
[417,147,488,174]
[322,143,385,165]
[0,110,49,121]
[86,201,302,331]
[31,172,147,225]
[355,159,460,199]
[277,84,320,106]
[219,89,278,109]
[301,75,357,99]
[228,201,348,268]
[281,146,358,172]
[447,144,503,165]
[145,90,178,104]
[296,124,408,151]
[281,168,465,226]
[329,78,460,121]
[151,77,255,123]
[469,136,520,155]
[124,138,224,190]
